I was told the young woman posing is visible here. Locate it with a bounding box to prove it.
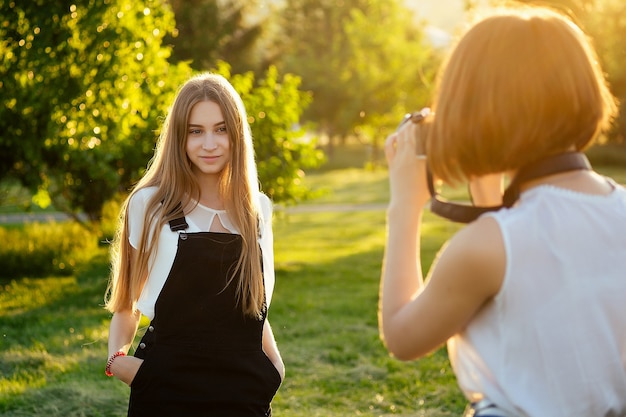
[105,73,284,416]
[380,5,626,416]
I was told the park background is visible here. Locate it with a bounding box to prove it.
[1,0,625,416]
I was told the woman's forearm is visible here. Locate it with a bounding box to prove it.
[106,309,143,384]
[379,204,425,354]
[262,320,285,380]
[108,309,141,355]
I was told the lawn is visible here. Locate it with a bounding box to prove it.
[1,156,624,416]
[0,167,466,417]
[270,208,464,416]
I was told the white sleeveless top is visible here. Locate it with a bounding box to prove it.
[127,187,276,320]
[448,180,626,416]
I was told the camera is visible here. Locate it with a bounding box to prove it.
[397,107,431,130]
[397,108,431,158]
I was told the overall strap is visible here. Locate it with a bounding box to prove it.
[166,202,189,231]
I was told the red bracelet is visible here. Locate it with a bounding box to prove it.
[105,351,126,377]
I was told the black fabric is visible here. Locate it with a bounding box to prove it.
[166,202,189,231]
[128,231,280,417]
[428,152,592,223]
[168,216,189,231]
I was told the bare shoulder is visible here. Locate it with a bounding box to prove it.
[435,215,506,299]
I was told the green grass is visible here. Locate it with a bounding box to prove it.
[0,254,130,416]
[299,167,390,205]
[1,155,624,416]
[270,209,464,416]
[0,167,466,417]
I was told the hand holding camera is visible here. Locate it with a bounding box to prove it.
[384,108,432,212]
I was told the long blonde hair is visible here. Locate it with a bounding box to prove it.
[105,73,265,318]
[426,5,617,184]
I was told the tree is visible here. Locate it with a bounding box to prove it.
[165,0,271,73]
[578,0,626,144]
[275,0,439,161]
[215,62,324,203]
[1,0,321,222]
[0,0,192,222]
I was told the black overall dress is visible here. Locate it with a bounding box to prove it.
[127,214,282,416]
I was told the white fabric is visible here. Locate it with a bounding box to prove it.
[448,180,626,417]
[128,186,276,320]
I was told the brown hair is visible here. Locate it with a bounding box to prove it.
[426,5,617,184]
[105,73,265,318]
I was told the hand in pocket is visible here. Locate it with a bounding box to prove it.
[111,356,145,386]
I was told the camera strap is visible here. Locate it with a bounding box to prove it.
[427,152,592,223]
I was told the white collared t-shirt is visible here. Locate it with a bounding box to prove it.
[448,180,626,417]
[127,186,276,321]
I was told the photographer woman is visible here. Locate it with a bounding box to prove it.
[379,5,626,416]
[104,73,284,416]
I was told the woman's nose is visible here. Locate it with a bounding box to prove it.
[202,133,218,150]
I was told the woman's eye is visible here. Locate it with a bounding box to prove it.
[189,129,202,135]
[216,126,227,134]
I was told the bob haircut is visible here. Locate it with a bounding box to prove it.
[426,5,617,184]
[106,73,265,318]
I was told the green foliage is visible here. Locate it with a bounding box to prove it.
[581,0,626,144]
[0,223,100,279]
[166,0,270,73]
[0,0,322,218]
[215,62,325,203]
[277,0,440,142]
[0,0,192,221]
[99,193,124,242]
[0,178,33,212]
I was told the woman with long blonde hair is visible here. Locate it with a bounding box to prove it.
[105,73,284,416]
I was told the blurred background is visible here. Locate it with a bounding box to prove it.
[1,0,624,225]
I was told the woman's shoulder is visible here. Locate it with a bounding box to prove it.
[129,186,159,204]
[257,192,273,218]
[128,186,159,214]
[441,215,506,296]
[258,191,272,206]
[132,186,158,201]
[452,215,504,260]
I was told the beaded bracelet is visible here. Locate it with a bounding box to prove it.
[105,351,126,377]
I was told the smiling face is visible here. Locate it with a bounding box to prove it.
[185,100,231,183]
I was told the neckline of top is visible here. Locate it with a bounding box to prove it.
[522,178,618,201]
[195,201,227,213]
